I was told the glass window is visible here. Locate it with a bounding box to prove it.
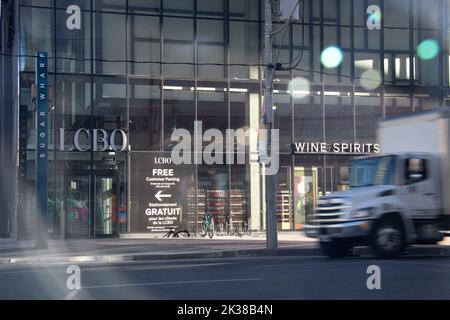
[354,27,380,50]
[414,30,441,86]
[384,0,409,29]
[414,90,443,111]
[414,0,441,29]
[340,0,351,26]
[198,164,229,233]
[129,80,161,151]
[93,13,126,75]
[163,86,195,149]
[384,29,409,51]
[294,155,320,223]
[349,155,397,187]
[229,0,260,21]
[324,95,353,143]
[355,52,381,83]
[20,0,52,7]
[55,75,92,152]
[323,0,338,21]
[163,17,194,78]
[197,91,227,133]
[197,0,224,18]
[93,76,128,132]
[163,0,194,17]
[129,14,160,76]
[94,0,126,12]
[229,21,260,80]
[355,96,382,145]
[55,0,91,10]
[354,0,382,27]
[128,0,160,14]
[294,94,323,143]
[385,95,411,116]
[272,21,291,80]
[273,93,292,153]
[19,7,54,72]
[197,19,225,80]
[55,7,91,73]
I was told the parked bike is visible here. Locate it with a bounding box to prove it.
[201,214,214,239]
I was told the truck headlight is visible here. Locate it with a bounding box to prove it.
[351,208,374,219]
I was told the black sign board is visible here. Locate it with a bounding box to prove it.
[130,153,193,233]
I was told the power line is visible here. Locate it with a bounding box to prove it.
[284,0,305,70]
[0,52,385,83]
[273,0,301,69]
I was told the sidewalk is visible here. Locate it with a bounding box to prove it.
[0,232,449,265]
[0,232,318,265]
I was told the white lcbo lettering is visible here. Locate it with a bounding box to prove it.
[93,129,108,152]
[60,128,128,152]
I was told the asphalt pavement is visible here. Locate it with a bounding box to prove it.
[0,255,449,299]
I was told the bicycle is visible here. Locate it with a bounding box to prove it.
[201,214,214,239]
[162,227,190,238]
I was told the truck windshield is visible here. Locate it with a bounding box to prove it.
[349,155,397,187]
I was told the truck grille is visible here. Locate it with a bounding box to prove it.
[311,198,350,225]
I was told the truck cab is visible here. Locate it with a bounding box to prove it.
[304,152,445,258]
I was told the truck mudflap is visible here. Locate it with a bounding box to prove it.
[304,220,373,240]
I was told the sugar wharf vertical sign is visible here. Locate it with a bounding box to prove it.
[35,52,48,248]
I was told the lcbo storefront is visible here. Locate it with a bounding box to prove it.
[15,0,449,239]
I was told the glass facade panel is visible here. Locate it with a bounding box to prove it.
[20,7,55,72]
[229,21,260,80]
[163,17,194,78]
[128,0,160,14]
[55,7,91,74]
[93,12,126,75]
[197,19,225,80]
[129,14,160,76]
[163,0,194,17]
[129,80,161,150]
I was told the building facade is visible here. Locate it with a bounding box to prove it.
[6,0,450,239]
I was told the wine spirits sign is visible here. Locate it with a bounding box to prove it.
[292,142,381,155]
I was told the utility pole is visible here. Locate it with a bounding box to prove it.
[264,0,278,250]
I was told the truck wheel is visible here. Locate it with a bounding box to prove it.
[371,218,406,258]
[320,240,353,258]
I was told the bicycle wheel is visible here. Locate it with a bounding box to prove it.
[201,224,208,237]
[208,222,214,239]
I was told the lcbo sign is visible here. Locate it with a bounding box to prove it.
[59,128,128,152]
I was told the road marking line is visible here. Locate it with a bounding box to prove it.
[0,262,235,275]
[82,278,263,290]
[64,290,80,300]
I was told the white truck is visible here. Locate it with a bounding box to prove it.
[304,108,450,258]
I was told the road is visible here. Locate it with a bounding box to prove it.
[0,255,449,299]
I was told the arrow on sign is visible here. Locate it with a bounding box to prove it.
[155,190,171,202]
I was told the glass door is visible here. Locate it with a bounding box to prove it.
[294,167,318,229]
[94,175,118,237]
[65,176,91,238]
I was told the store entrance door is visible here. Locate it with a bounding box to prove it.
[64,171,119,238]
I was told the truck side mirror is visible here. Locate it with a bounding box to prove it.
[340,166,349,185]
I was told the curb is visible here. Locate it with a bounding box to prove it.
[0,247,321,265]
[1,245,450,266]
